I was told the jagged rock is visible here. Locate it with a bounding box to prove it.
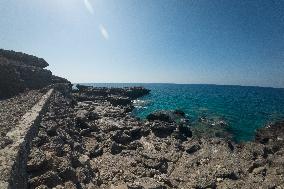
[110,142,124,155]
[28,171,63,188]
[27,149,50,172]
[0,49,70,98]
[147,110,187,123]
[123,87,150,99]
[75,117,90,129]
[80,128,93,136]
[73,85,150,104]
[89,111,100,120]
[58,166,77,182]
[45,121,59,136]
[143,158,168,173]
[70,153,83,168]
[126,141,143,150]
[0,49,49,68]
[129,127,143,140]
[73,142,84,153]
[112,130,132,144]
[178,124,192,138]
[75,167,94,184]
[78,154,90,167]
[49,136,65,156]
[147,111,174,123]
[0,136,13,149]
[149,123,176,137]
[33,132,48,147]
[108,95,132,106]
[75,109,89,121]
[185,144,201,154]
[255,121,284,144]
[89,145,103,158]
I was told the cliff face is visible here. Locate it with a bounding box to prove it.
[0,49,70,98]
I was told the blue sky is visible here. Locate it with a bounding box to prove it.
[0,0,283,87]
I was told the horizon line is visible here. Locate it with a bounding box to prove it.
[72,82,284,89]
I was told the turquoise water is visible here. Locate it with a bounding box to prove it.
[82,83,284,142]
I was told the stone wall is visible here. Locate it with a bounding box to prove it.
[0,89,54,189]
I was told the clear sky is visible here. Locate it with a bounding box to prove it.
[0,0,283,87]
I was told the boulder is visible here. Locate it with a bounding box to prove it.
[178,124,192,138]
[123,87,150,99]
[150,123,176,138]
[108,95,132,106]
[255,121,284,144]
[89,145,103,158]
[185,144,201,154]
[112,130,132,144]
[58,166,77,182]
[146,110,186,123]
[110,142,124,155]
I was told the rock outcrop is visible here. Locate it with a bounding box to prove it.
[0,49,70,99]
[146,110,188,123]
[73,84,150,111]
[75,84,150,100]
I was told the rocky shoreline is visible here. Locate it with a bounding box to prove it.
[0,49,69,99]
[25,85,284,189]
[0,50,284,188]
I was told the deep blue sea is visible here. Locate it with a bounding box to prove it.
[81,83,284,142]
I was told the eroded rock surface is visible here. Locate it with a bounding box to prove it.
[26,86,284,189]
[0,49,70,99]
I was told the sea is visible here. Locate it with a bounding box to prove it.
[79,83,284,142]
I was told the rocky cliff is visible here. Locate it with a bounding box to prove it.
[0,49,70,99]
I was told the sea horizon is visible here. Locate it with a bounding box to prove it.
[74,82,284,90]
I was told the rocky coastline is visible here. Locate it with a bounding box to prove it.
[0,49,70,99]
[0,50,284,188]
